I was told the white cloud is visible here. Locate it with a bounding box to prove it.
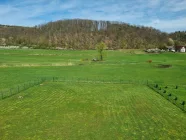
[0,0,185,32]
[170,1,186,12]
[162,0,186,12]
[0,0,62,26]
[145,17,186,32]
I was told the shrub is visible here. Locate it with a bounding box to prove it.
[181,101,185,106]
[174,97,178,101]
[155,84,158,88]
[147,60,152,63]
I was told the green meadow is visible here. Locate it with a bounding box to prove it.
[0,49,186,139]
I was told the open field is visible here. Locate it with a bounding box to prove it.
[0,82,186,139]
[0,49,186,139]
[0,49,186,88]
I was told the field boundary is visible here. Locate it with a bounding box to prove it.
[50,76,151,85]
[51,76,186,112]
[0,78,46,100]
[147,83,186,112]
[1,76,185,112]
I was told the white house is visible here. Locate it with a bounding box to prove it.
[180,47,185,53]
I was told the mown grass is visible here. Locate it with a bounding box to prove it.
[0,49,186,139]
[0,82,186,139]
[159,84,186,101]
[0,49,186,89]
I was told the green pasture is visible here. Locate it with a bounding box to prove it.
[0,49,186,139]
[0,49,186,89]
[0,82,186,139]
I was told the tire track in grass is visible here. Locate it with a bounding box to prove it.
[138,88,180,139]
[115,87,132,138]
[1,82,186,139]
[134,94,166,139]
[124,89,143,138]
[137,99,163,138]
[125,85,175,138]
[111,93,118,124]
[14,84,65,120]
[141,87,186,139]
[152,99,186,138]
[0,85,44,113]
[129,93,153,139]
[128,93,148,138]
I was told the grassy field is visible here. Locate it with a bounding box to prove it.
[0,49,186,139]
[0,82,186,139]
[0,49,186,88]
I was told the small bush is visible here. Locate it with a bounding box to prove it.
[147,60,152,63]
[155,84,158,88]
[181,101,185,106]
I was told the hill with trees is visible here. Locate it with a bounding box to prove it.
[169,31,186,46]
[0,19,185,50]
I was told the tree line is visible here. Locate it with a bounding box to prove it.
[0,19,185,49]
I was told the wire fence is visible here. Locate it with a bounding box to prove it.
[0,76,185,113]
[147,83,186,112]
[0,78,46,100]
[50,76,153,85]
[51,77,185,112]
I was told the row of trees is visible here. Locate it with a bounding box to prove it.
[0,19,185,50]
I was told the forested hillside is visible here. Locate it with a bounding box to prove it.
[169,31,186,46]
[0,19,184,50]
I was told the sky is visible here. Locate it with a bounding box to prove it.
[0,0,186,33]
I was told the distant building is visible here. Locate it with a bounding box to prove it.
[180,47,185,52]
[175,46,185,52]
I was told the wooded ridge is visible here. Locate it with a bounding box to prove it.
[0,19,185,49]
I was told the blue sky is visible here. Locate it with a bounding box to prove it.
[0,0,186,33]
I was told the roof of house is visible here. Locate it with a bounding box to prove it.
[175,46,184,49]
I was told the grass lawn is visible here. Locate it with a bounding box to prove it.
[0,82,186,139]
[0,49,186,139]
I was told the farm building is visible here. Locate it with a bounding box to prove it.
[180,47,185,52]
[175,46,186,52]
